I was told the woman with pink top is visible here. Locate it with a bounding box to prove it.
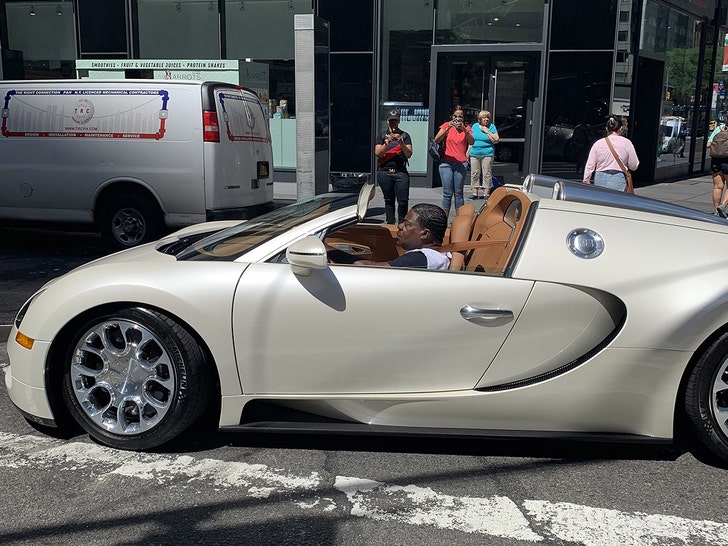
[433,106,474,215]
[582,116,640,191]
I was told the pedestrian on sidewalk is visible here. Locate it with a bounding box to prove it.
[468,109,499,200]
[582,115,639,192]
[433,105,474,216]
[374,109,413,224]
[706,119,728,217]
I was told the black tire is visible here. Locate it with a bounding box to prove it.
[685,333,728,464]
[98,192,163,249]
[61,308,212,451]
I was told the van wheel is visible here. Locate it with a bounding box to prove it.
[99,194,163,249]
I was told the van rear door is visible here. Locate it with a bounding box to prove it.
[202,83,273,216]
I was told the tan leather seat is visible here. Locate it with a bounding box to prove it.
[447,214,474,270]
[455,203,476,218]
[442,202,476,261]
[465,188,530,274]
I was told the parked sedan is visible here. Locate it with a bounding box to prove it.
[7,177,728,464]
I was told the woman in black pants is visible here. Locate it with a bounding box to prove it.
[374,109,413,224]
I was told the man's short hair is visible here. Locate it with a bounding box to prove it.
[412,203,447,244]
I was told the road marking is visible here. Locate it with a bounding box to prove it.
[334,476,542,541]
[524,500,728,546]
[0,432,319,497]
[1,432,728,544]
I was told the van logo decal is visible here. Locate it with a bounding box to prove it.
[0,89,169,140]
[72,99,95,124]
[217,91,269,144]
[243,101,255,130]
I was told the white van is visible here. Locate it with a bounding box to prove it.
[0,80,273,248]
[659,116,686,153]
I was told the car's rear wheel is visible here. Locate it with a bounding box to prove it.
[685,333,728,463]
[61,308,212,451]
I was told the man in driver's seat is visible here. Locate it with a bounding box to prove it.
[328,203,451,270]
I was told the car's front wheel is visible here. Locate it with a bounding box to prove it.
[62,308,212,451]
[685,333,728,463]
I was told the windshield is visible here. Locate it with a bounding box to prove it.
[175,193,359,261]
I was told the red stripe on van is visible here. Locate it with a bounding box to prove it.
[203,110,220,143]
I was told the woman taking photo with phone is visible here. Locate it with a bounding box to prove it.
[433,106,474,217]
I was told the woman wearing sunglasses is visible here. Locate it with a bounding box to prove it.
[433,105,474,217]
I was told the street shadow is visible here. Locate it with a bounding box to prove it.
[178,427,682,464]
[0,224,108,257]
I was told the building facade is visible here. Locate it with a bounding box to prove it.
[1,0,725,187]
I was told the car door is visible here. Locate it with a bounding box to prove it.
[232,262,534,394]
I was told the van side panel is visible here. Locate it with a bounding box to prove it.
[204,85,273,213]
[0,81,276,240]
[0,81,205,227]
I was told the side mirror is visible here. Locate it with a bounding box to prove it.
[286,236,328,276]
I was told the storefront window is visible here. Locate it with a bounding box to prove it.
[381,0,432,105]
[641,0,703,170]
[550,0,617,50]
[542,51,614,179]
[435,0,544,44]
[5,0,76,79]
[225,0,310,60]
[137,0,221,59]
[224,1,312,169]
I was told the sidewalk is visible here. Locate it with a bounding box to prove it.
[274,173,718,220]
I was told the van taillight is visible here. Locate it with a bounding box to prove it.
[203,110,220,142]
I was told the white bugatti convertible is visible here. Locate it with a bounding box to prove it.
[6,175,728,464]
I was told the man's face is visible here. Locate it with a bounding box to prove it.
[397,210,426,251]
[388,118,399,130]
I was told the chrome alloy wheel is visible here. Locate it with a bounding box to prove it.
[710,357,728,438]
[70,319,176,435]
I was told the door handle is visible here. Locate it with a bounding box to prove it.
[459,304,514,326]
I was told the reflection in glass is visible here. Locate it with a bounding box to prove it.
[435,0,544,44]
[6,0,76,79]
[641,0,704,169]
[542,52,614,180]
[382,0,433,104]
[138,0,219,58]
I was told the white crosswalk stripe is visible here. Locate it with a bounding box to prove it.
[1,432,727,544]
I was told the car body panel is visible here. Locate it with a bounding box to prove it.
[233,263,534,394]
[476,281,625,388]
[7,244,248,401]
[514,199,728,351]
[218,344,688,438]
[6,336,54,419]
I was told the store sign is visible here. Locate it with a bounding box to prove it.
[75,59,269,106]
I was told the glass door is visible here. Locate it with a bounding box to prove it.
[429,48,540,186]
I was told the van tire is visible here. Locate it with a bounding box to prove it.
[99,193,164,249]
